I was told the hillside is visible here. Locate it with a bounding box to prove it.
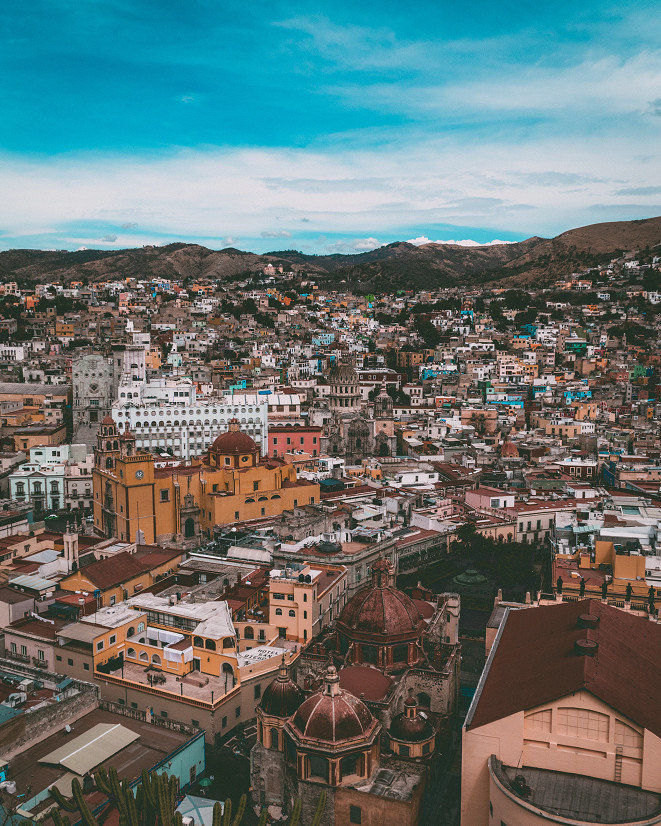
[1,216,659,293]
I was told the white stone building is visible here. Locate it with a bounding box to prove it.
[111,390,268,459]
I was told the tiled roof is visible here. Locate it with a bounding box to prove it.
[467,599,661,737]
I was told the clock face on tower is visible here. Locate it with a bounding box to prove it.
[135,470,144,479]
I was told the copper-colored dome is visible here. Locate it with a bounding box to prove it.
[260,660,305,718]
[209,423,258,455]
[337,584,424,639]
[292,666,375,743]
[389,708,435,743]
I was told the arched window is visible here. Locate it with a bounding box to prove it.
[193,636,203,648]
[204,639,216,651]
[340,754,359,779]
[288,610,295,617]
[244,626,254,639]
[127,626,135,637]
[106,457,113,469]
[308,755,328,781]
[126,648,136,659]
[139,651,148,661]
[393,643,408,664]
[362,644,378,665]
[275,608,282,616]
[417,691,431,708]
[270,728,279,749]
[222,637,234,649]
[151,654,161,665]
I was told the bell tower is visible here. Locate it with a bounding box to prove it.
[94,416,121,472]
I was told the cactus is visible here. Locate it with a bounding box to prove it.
[289,796,302,826]
[257,808,269,826]
[309,790,327,826]
[48,769,188,826]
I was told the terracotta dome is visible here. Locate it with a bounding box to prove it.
[501,441,519,458]
[337,561,425,640]
[389,695,435,743]
[292,666,375,743]
[209,419,258,456]
[260,659,305,718]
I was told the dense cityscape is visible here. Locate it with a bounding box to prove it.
[0,236,657,825]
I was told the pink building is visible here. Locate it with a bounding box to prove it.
[269,425,322,458]
[461,599,661,825]
[465,486,516,511]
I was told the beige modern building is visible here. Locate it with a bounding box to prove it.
[461,599,661,825]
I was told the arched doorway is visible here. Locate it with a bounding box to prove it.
[222,662,235,691]
[184,518,195,539]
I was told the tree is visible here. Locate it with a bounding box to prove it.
[413,318,440,348]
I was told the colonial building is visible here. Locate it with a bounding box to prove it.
[92,417,319,545]
[461,599,661,825]
[252,663,426,826]
[251,559,462,825]
[316,365,396,463]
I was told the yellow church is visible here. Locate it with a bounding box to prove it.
[92,417,319,545]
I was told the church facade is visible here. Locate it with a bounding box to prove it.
[92,417,319,545]
[316,364,397,464]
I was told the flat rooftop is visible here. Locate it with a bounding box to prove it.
[492,758,661,824]
[10,707,197,817]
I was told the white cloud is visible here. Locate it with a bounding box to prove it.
[407,236,514,246]
[260,230,292,238]
[0,129,658,251]
[353,237,380,250]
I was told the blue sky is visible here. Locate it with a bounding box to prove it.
[1,0,659,253]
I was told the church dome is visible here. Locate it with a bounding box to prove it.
[209,419,258,456]
[292,666,375,743]
[389,694,435,743]
[260,659,305,718]
[329,363,358,385]
[337,559,425,640]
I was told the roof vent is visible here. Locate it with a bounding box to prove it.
[577,614,600,630]
[574,638,599,657]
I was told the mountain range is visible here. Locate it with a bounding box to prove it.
[1,216,659,293]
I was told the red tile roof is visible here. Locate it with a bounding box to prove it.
[467,599,661,738]
[77,551,148,590]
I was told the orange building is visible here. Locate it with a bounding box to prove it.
[92,418,319,545]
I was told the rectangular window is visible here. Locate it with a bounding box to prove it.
[160,710,168,718]
[131,702,138,709]
[38,649,45,661]
[10,643,16,654]
[349,806,362,824]
[222,716,227,728]
[110,596,116,606]
[235,706,241,718]
[160,489,170,502]
[97,641,104,651]
[109,634,116,645]
[84,663,90,670]
[254,684,261,699]
[21,645,27,656]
